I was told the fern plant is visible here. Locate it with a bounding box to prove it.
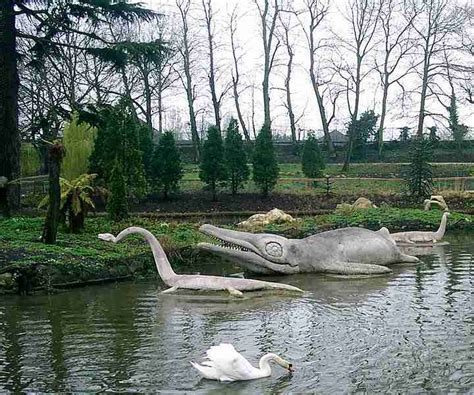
[39,173,102,233]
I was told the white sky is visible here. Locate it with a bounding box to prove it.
[140,0,473,140]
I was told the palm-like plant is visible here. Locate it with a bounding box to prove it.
[40,174,104,233]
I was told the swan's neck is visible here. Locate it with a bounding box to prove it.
[434,213,448,239]
[115,227,177,284]
[258,353,276,377]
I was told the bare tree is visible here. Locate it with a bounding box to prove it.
[335,0,382,171]
[278,10,298,145]
[201,0,230,133]
[299,0,340,154]
[176,0,200,161]
[408,0,466,138]
[254,0,280,130]
[374,0,416,156]
[229,7,250,142]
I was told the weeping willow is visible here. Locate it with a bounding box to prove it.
[20,143,41,177]
[62,113,97,180]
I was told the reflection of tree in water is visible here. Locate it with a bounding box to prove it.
[47,301,67,390]
[0,302,24,392]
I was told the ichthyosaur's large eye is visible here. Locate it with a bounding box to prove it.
[265,242,283,257]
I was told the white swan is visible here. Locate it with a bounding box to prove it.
[191,343,293,381]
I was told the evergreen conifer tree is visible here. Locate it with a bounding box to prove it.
[252,124,279,197]
[107,158,128,221]
[89,100,147,199]
[199,125,227,200]
[224,118,249,195]
[152,131,183,199]
[405,137,433,200]
[302,133,325,184]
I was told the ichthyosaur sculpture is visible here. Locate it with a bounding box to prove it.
[198,224,420,275]
[99,227,303,295]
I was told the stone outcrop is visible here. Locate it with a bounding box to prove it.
[336,197,377,212]
[237,208,295,228]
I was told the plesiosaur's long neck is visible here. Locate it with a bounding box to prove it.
[115,227,177,284]
[434,213,448,239]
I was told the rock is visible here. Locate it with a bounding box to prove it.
[424,195,449,211]
[238,208,295,228]
[352,197,377,209]
[336,197,377,213]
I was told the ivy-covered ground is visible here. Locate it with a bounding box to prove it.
[0,209,472,294]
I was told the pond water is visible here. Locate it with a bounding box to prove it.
[0,232,472,393]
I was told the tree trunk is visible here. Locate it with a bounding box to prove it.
[312,80,334,154]
[233,83,250,143]
[342,57,361,172]
[285,47,297,146]
[377,78,389,157]
[308,33,334,154]
[0,0,20,212]
[416,48,430,138]
[42,143,65,244]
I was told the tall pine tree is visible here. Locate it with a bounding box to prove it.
[224,118,249,195]
[199,125,227,200]
[252,124,279,197]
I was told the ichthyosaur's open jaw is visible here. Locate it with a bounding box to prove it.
[198,224,300,274]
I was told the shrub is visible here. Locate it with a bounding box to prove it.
[107,158,128,221]
[224,118,249,195]
[62,112,96,180]
[199,125,227,200]
[404,137,433,200]
[301,132,325,182]
[152,131,183,199]
[252,124,279,197]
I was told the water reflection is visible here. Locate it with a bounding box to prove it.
[0,232,472,393]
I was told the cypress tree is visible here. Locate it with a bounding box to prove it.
[152,131,183,199]
[89,100,147,199]
[199,125,227,200]
[107,158,128,221]
[302,133,325,184]
[224,118,249,195]
[252,124,279,197]
[405,137,433,200]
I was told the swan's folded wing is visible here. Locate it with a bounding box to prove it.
[205,343,257,380]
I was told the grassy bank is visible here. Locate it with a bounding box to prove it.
[0,209,472,294]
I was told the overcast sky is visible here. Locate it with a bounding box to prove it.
[140,0,472,140]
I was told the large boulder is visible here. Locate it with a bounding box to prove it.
[238,208,295,228]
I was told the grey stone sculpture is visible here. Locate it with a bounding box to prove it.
[199,224,419,275]
[98,226,303,295]
[390,212,450,244]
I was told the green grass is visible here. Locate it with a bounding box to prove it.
[183,162,474,180]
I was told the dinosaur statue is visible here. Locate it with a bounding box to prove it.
[98,227,303,296]
[198,224,419,275]
[389,212,450,244]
